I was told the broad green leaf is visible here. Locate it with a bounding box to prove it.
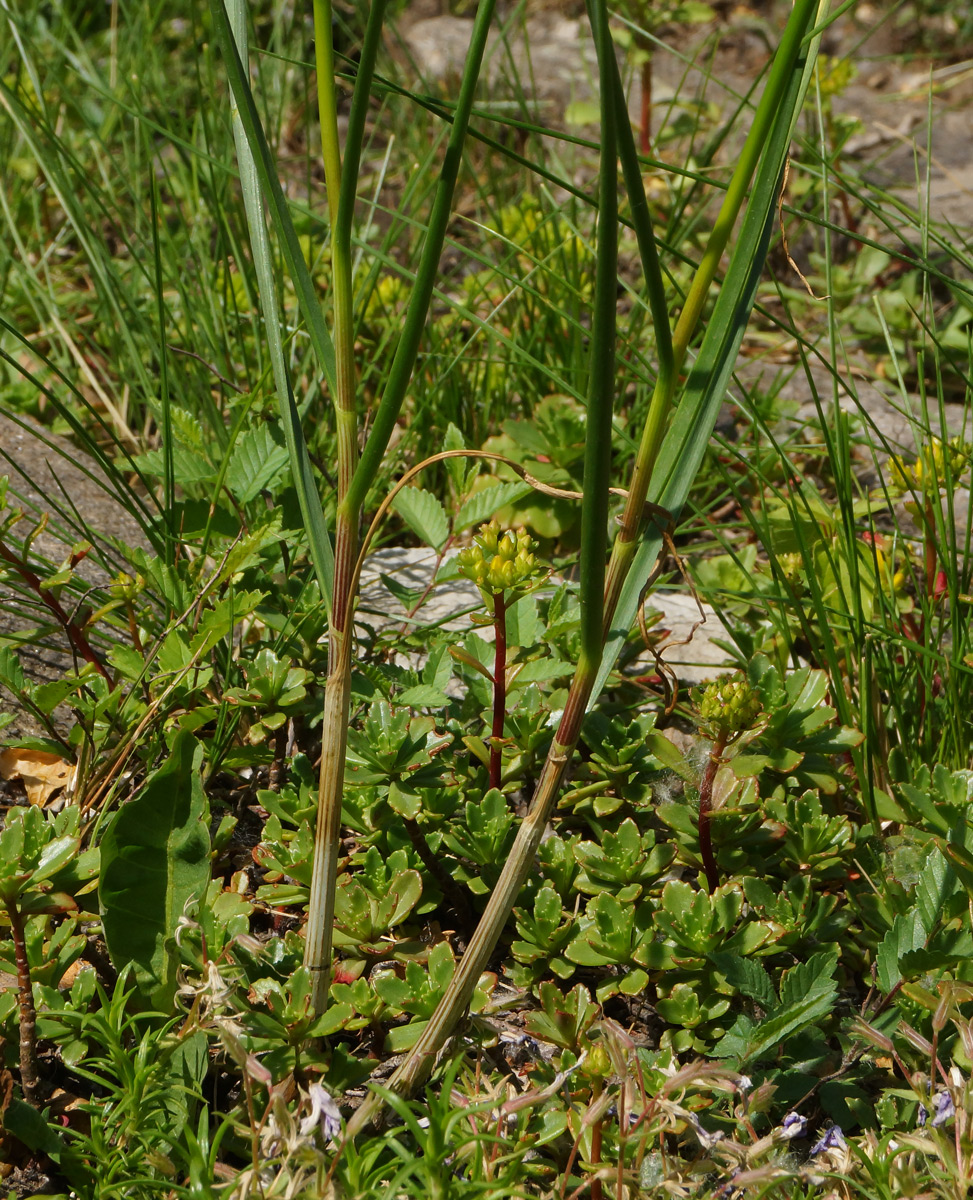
[392,486,449,551]
[99,731,211,1009]
[876,908,927,995]
[708,951,776,1011]
[225,425,289,503]
[396,684,450,707]
[454,481,533,533]
[508,658,571,686]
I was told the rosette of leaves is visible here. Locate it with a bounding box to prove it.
[440,789,518,895]
[652,881,775,1053]
[372,941,496,1054]
[331,847,424,974]
[523,981,598,1058]
[223,647,313,749]
[650,656,862,884]
[344,699,452,822]
[240,964,354,1078]
[573,818,675,902]
[741,874,850,954]
[564,710,664,821]
[510,885,581,989]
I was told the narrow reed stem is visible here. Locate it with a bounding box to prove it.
[9,905,41,1107]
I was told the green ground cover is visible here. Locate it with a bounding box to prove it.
[2,0,973,1195]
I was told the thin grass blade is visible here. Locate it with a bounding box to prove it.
[209,0,338,398]
[222,0,335,610]
[592,0,828,703]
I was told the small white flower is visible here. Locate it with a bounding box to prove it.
[300,1082,341,1142]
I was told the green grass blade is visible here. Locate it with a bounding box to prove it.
[209,0,337,398]
[576,0,618,671]
[608,31,673,404]
[222,0,334,611]
[347,0,498,516]
[592,0,827,703]
[149,175,175,566]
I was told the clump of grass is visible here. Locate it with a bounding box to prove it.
[4,2,973,1198]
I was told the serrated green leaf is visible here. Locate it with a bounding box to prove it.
[392,486,449,551]
[226,425,289,503]
[914,848,956,934]
[778,948,839,1011]
[454,482,533,532]
[708,952,776,1010]
[877,909,926,994]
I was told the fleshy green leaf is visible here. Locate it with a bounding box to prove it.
[99,731,211,1009]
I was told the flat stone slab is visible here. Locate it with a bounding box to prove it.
[356,545,732,683]
[0,414,149,737]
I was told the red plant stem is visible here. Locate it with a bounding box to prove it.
[590,1084,604,1200]
[697,731,728,895]
[8,904,41,1107]
[639,56,652,157]
[0,540,113,687]
[490,590,506,792]
[923,499,937,600]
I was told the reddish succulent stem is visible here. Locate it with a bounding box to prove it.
[8,903,41,1107]
[0,540,113,686]
[923,498,938,600]
[590,1083,604,1200]
[490,591,507,792]
[639,55,652,157]
[697,730,728,895]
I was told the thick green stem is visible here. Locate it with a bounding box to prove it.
[305,516,356,1012]
[304,0,361,1010]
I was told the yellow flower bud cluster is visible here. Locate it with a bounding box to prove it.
[456,519,539,597]
[697,675,762,738]
[812,55,857,100]
[362,274,410,328]
[109,571,146,603]
[865,533,908,596]
[889,437,971,497]
[778,552,804,586]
